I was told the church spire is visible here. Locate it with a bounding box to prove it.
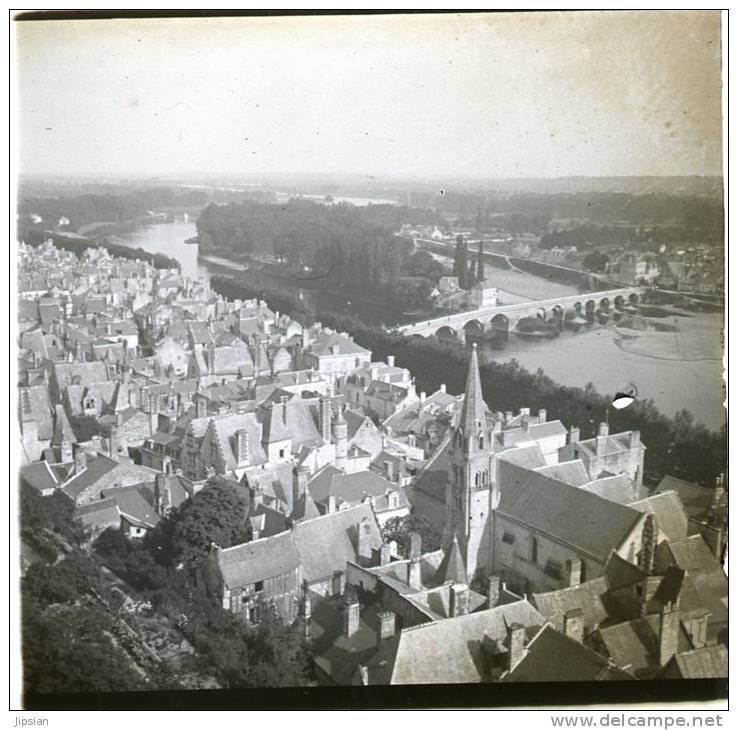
[458,343,487,436]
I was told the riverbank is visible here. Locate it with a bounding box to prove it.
[116,219,726,430]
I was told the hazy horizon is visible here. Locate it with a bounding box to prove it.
[15,12,723,180]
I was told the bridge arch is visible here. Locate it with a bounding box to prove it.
[585,299,597,324]
[614,295,625,309]
[599,297,610,312]
[435,325,459,343]
[490,313,510,336]
[629,292,640,305]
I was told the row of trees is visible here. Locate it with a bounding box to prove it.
[452,235,485,288]
[212,274,726,488]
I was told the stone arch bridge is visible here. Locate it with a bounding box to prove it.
[392,288,642,341]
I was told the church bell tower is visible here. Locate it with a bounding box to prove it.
[444,343,498,582]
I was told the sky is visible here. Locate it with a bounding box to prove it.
[15,11,724,180]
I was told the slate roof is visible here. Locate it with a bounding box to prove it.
[308,332,370,357]
[666,645,728,679]
[365,600,545,684]
[628,491,689,542]
[19,386,54,441]
[531,577,610,634]
[74,497,120,529]
[19,461,60,494]
[598,614,693,676]
[308,469,403,508]
[534,459,591,486]
[655,475,716,521]
[218,531,301,590]
[434,535,467,585]
[498,443,547,470]
[603,551,647,590]
[53,361,108,387]
[207,412,267,469]
[498,472,644,562]
[503,625,633,682]
[292,503,382,584]
[582,474,641,505]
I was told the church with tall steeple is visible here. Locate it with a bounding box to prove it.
[443,343,499,583]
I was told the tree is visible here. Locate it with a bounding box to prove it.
[381,511,442,556]
[476,238,485,282]
[582,251,610,273]
[151,478,251,568]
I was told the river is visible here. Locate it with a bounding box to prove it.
[118,220,726,431]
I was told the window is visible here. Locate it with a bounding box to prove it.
[478,435,484,450]
[279,448,285,458]
[254,581,264,593]
[543,560,563,580]
[530,536,538,563]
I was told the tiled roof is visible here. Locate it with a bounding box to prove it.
[19,386,54,441]
[434,535,467,585]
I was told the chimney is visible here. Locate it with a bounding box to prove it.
[386,355,395,367]
[60,438,73,464]
[659,600,681,666]
[629,430,641,448]
[357,517,373,559]
[343,596,361,639]
[195,396,207,419]
[487,575,501,609]
[449,583,470,617]
[519,407,530,417]
[568,426,580,444]
[419,391,426,405]
[538,408,547,423]
[640,575,662,615]
[639,514,657,575]
[409,532,422,560]
[235,428,249,466]
[563,608,585,643]
[383,460,394,481]
[327,494,337,514]
[377,610,396,643]
[358,665,369,685]
[380,542,391,566]
[504,411,513,423]
[74,449,87,474]
[566,558,582,588]
[154,473,171,516]
[302,582,312,645]
[407,558,422,590]
[331,344,340,355]
[292,466,308,508]
[506,623,526,671]
[116,411,124,427]
[280,394,289,423]
[208,341,216,375]
[440,383,446,393]
[598,422,609,438]
[319,396,332,442]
